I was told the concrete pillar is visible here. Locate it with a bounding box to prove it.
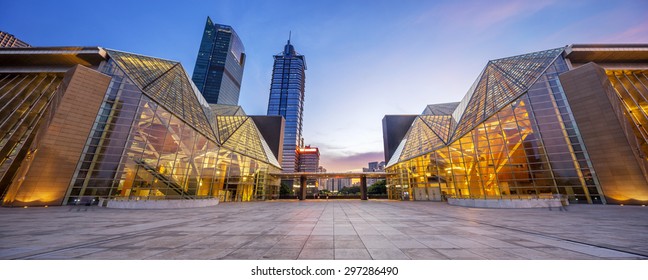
[299,175,307,201]
[360,175,368,200]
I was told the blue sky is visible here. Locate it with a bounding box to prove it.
[2,0,647,171]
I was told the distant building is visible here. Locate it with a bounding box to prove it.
[297,146,319,172]
[267,36,307,173]
[367,161,386,172]
[0,30,30,48]
[191,17,245,105]
[325,178,352,192]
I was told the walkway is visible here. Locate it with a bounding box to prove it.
[0,201,647,259]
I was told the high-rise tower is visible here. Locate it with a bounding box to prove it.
[0,30,30,48]
[192,17,245,105]
[267,36,307,173]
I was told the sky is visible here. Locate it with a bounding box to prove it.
[2,0,647,171]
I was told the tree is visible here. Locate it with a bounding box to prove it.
[280,183,294,195]
[368,180,387,195]
[340,186,360,195]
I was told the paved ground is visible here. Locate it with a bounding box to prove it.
[0,200,647,260]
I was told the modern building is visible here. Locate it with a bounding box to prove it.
[367,161,386,172]
[0,47,281,207]
[297,146,320,172]
[364,161,386,185]
[297,145,319,188]
[0,31,30,48]
[191,17,245,105]
[325,178,353,192]
[383,44,648,205]
[267,37,307,174]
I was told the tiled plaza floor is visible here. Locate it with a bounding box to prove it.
[0,200,647,260]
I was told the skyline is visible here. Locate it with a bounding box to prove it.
[2,0,647,171]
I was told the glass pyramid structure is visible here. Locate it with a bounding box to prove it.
[386,46,604,203]
[391,47,565,163]
[106,50,279,167]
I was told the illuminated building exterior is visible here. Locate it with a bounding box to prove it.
[267,38,307,173]
[0,47,280,207]
[191,17,245,105]
[384,44,648,205]
[0,30,30,48]
[297,146,320,172]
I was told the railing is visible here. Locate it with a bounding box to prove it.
[132,159,193,199]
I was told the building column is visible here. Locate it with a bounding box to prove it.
[360,175,368,200]
[299,175,307,201]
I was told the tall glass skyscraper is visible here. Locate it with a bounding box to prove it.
[191,17,245,105]
[267,38,307,173]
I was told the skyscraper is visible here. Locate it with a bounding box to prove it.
[191,17,245,105]
[267,36,307,173]
[0,30,30,48]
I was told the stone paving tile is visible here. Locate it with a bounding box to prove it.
[389,239,428,249]
[1,201,647,260]
[418,239,459,249]
[130,236,195,249]
[463,248,528,260]
[334,239,366,249]
[506,247,563,259]
[436,249,488,260]
[145,248,236,260]
[303,240,334,249]
[367,248,410,260]
[335,235,361,241]
[335,249,371,260]
[261,248,301,260]
[298,248,334,259]
[532,247,599,260]
[26,248,107,260]
[241,235,284,249]
[221,248,269,260]
[359,236,397,249]
[272,235,309,249]
[81,248,168,259]
[402,248,449,259]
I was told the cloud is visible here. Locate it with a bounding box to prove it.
[608,21,648,42]
[418,0,556,29]
[319,151,385,172]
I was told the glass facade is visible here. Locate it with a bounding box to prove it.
[387,48,605,204]
[0,73,64,199]
[0,30,30,48]
[191,17,245,105]
[606,69,648,166]
[267,40,307,173]
[61,50,279,204]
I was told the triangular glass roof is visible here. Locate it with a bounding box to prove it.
[210,104,246,116]
[399,117,446,161]
[386,137,407,167]
[106,49,216,141]
[221,118,279,166]
[106,50,176,90]
[216,115,248,144]
[449,47,564,142]
[420,115,452,144]
[423,102,459,116]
